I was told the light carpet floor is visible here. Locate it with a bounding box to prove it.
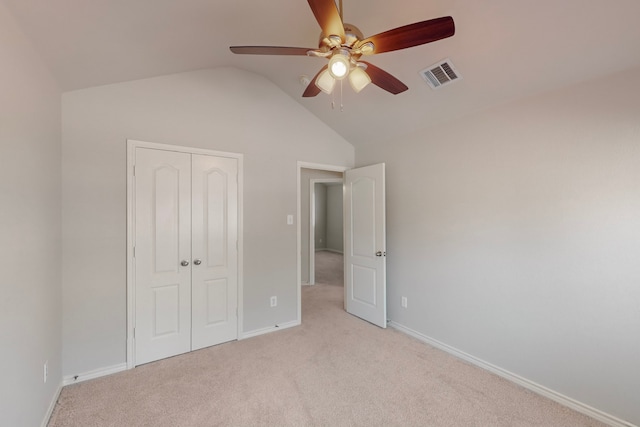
[314,250,343,286]
[49,284,605,426]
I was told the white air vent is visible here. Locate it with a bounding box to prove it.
[419,59,461,89]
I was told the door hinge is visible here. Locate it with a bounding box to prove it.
[133,246,136,258]
[133,327,135,339]
[133,165,136,176]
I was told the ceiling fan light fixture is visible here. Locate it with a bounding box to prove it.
[348,66,371,93]
[328,50,350,80]
[315,69,336,94]
[230,3,456,99]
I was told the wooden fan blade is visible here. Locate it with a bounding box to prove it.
[307,0,345,41]
[302,65,328,97]
[361,62,408,95]
[230,46,313,55]
[357,16,454,55]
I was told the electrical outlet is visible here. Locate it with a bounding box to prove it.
[43,361,48,383]
[401,297,408,308]
[270,296,277,307]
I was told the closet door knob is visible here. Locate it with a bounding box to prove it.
[193,259,202,266]
[180,260,189,267]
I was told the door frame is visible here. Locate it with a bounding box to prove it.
[309,178,343,285]
[296,162,349,323]
[126,139,244,369]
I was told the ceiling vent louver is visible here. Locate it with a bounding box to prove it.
[419,59,461,89]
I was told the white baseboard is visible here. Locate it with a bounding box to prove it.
[240,320,300,340]
[62,362,128,386]
[41,383,63,427]
[389,321,636,427]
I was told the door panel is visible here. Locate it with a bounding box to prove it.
[345,163,386,328]
[351,178,376,257]
[153,165,181,272]
[191,154,238,350]
[205,279,229,324]
[352,265,377,306]
[205,168,227,267]
[153,284,181,336]
[135,148,192,365]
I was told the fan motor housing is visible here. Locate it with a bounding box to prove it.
[319,23,364,49]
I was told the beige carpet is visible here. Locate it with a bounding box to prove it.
[314,250,343,286]
[49,284,605,427]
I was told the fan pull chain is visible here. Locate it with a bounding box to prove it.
[329,81,344,112]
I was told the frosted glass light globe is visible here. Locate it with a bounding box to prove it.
[328,52,350,80]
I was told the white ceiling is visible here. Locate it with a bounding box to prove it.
[6,0,640,147]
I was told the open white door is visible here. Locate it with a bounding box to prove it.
[344,163,386,328]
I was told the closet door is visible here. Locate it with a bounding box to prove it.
[191,154,238,350]
[134,148,192,365]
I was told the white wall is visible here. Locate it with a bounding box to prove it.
[0,2,62,426]
[356,67,640,425]
[325,184,343,252]
[61,68,353,377]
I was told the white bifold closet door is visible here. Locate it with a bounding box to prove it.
[134,147,238,365]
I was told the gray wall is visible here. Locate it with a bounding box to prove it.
[61,68,354,377]
[325,184,343,252]
[314,183,327,250]
[356,67,640,425]
[314,183,343,252]
[0,3,62,426]
[300,169,343,284]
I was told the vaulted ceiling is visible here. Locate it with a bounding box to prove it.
[6,0,640,147]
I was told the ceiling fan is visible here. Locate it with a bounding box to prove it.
[230,0,455,97]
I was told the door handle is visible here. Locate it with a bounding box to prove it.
[180,260,189,267]
[376,251,382,257]
[193,259,202,266]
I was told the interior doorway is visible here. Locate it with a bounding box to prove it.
[296,163,348,321]
[309,179,344,286]
[296,161,387,328]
